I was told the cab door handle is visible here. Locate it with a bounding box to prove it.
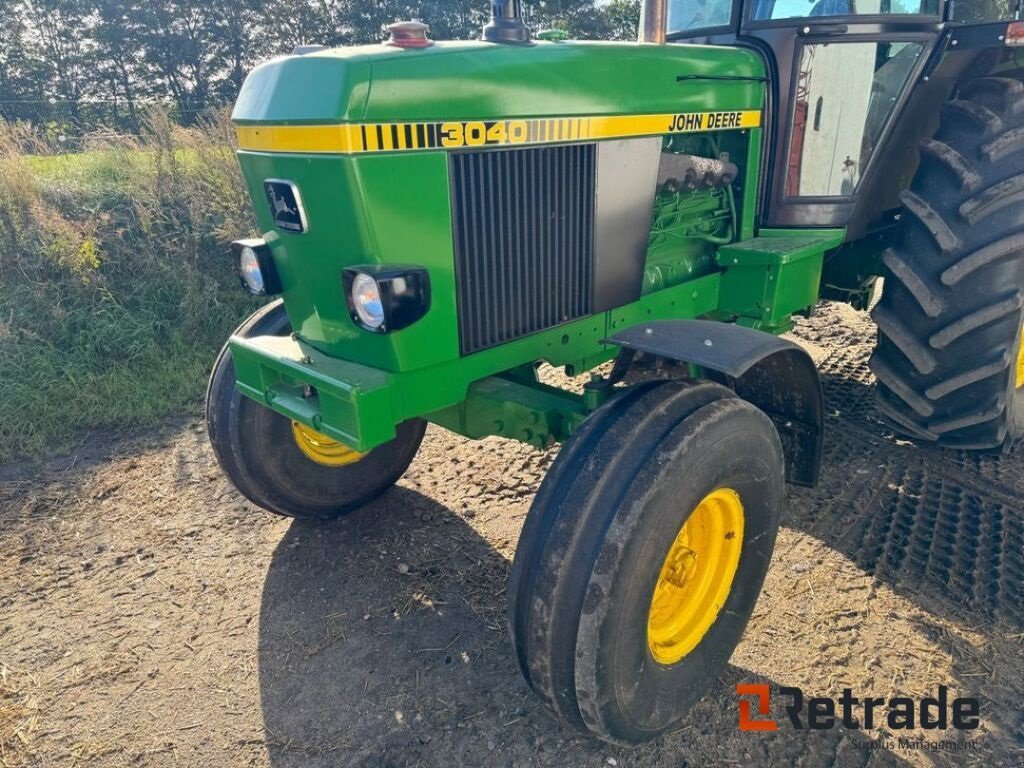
[798,23,849,35]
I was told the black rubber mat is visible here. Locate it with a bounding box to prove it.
[793,332,1024,627]
[854,465,1023,625]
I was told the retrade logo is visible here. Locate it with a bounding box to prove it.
[737,684,778,731]
[736,684,980,732]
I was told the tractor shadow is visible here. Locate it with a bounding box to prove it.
[257,486,523,766]
[257,486,922,767]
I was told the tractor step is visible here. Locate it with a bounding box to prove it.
[717,234,838,265]
[716,232,843,332]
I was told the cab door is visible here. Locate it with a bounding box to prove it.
[738,0,943,230]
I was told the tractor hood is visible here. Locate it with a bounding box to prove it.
[232,40,767,126]
[229,39,767,377]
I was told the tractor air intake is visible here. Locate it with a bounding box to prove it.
[483,0,531,44]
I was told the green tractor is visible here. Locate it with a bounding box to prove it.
[207,0,1024,744]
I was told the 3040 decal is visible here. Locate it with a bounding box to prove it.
[439,120,531,147]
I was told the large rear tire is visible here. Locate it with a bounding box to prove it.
[871,75,1024,449]
[206,301,426,520]
[507,380,784,744]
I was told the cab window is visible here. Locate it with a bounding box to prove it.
[669,0,736,34]
[950,0,1016,22]
[752,0,939,21]
[786,41,924,197]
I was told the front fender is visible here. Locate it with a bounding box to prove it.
[608,320,824,487]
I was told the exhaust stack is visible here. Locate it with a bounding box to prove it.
[640,0,667,43]
[483,0,531,44]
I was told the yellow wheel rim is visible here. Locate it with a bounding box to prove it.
[647,488,744,665]
[1017,323,1024,389]
[291,422,366,467]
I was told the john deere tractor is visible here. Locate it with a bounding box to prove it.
[207,0,1024,744]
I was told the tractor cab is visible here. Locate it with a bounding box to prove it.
[645,0,1024,237]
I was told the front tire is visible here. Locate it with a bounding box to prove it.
[871,75,1024,449]
[206,301,426,520]
[507,380,784,744]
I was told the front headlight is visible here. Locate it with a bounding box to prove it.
[343,266,431,334]
[239,246,265,295]
[351,272,385,329]
[231,239,281,296]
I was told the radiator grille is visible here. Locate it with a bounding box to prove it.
[450,144,596,356]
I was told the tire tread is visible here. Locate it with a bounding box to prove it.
[872,74,1024,449]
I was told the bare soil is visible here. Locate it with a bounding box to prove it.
[1,303,1022,768]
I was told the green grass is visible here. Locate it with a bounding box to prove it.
[26,148,135,174]
[26,147,201,182]
[0,114,261,464]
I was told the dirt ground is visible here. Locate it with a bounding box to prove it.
[1,302,1023,768]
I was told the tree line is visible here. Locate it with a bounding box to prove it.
[0,0,640,136]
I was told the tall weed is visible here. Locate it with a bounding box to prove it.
[0,111,260,464]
